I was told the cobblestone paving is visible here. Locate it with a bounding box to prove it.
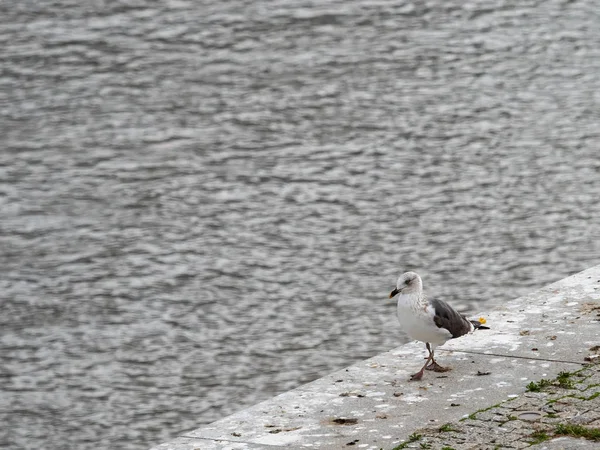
[392,363,600,450]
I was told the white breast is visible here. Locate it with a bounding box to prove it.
[396,294,452,345]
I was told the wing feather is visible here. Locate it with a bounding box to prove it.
[430,298,473,338]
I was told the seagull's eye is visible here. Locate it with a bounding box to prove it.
[405,279,410,285]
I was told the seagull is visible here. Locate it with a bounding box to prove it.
[389,271,489,381]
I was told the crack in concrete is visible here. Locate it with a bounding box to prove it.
[446,348,586,366]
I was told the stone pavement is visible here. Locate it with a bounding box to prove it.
[392,362,600,449]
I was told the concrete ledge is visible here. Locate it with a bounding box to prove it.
[151,266,600,450]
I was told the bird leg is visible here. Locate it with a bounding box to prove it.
[410,343,434,381]
[425,343,451,372]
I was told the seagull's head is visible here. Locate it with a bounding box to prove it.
[389,271,422,298]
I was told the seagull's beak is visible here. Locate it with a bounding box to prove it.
[389,288,400,298]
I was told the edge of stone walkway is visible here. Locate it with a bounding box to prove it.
[151,265,600,450]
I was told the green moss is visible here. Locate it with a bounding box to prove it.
[556,371,576,389]
[526,369,586,392]
[441,447,455,450]
[560,380,576,389]
[391,433,422,449]
[565,365,592,381]
[545,396,566,404]
[585,392,600,400]
[460,398,514,422]
[528,430,550,444]
[555,423,600,440]
[527,379,552,392]
[438,423,456,432]
[570,391,600,401]
[419,443,431,449]
[546,413,559,418]
[408,433,422,442]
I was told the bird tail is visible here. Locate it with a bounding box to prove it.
[471,317,490,330]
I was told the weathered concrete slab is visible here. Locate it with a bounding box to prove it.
[151,266,600,450]
[182,348,579,450]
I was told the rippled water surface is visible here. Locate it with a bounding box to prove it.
[2,0,600,449]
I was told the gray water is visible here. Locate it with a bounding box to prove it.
[1,0,600,449]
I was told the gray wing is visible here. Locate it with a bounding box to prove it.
[430,298,473,339]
